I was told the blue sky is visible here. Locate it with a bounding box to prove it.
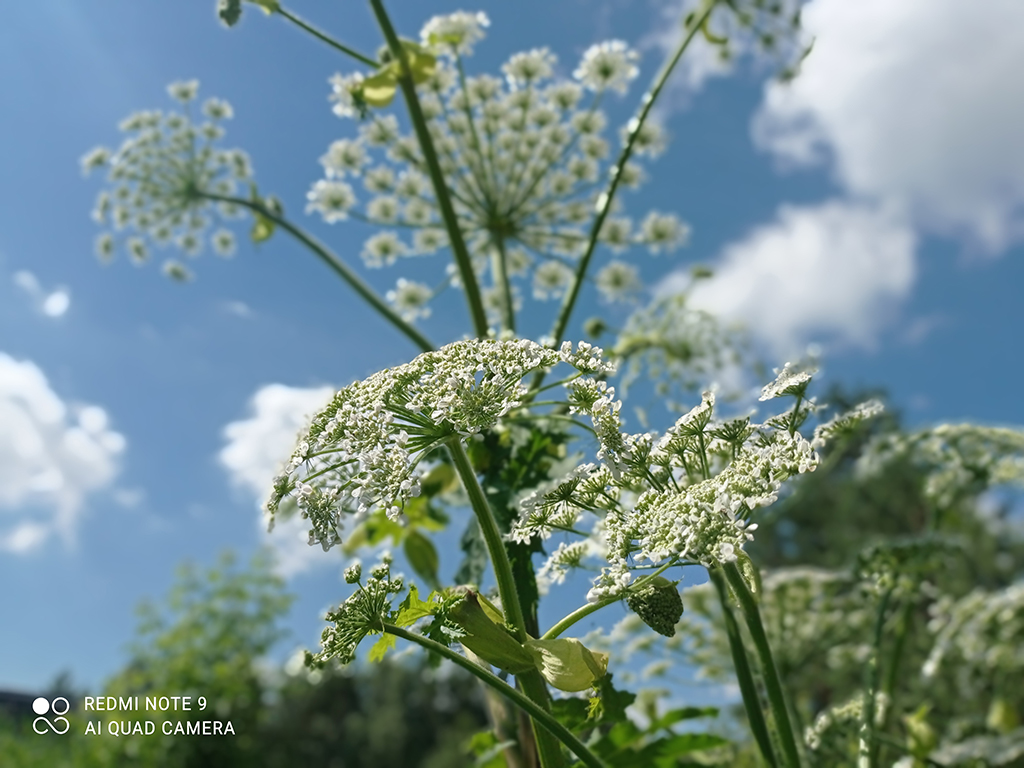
[2,0,1023,693]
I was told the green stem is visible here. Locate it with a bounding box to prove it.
[368,0,490,338]
[861,586,895,768]
[382,623,606,768]
[446,438,526,637]
[203,193,434,352]
[277,7,379,66]
[541,562,677,640]
[723,562,803,768]
[446,436,565,768]
[493,236,517,334]
[544,0,719,352]
[872,598,912,767]
[710,569,779,768]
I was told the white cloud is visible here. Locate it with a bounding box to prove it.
[219,383,334,577]
[673,200,916,357]
[0,353,125,552]
[13,270,71,318]
[753,0,1024,252]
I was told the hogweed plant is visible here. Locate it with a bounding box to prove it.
[83,2,1024,767]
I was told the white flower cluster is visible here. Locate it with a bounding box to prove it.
[267,338,614,551]
[923,583,1024,683]
[858,424,1024,509]
[613,292,746,396]
[82,80,252,281]
[312,12,689,322]
[509,372,830,601]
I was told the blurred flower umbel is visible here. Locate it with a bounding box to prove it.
[82,80,252,281]
[311,12,690,322]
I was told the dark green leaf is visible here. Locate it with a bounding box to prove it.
[217,0,242,26]
[404,531,440,590]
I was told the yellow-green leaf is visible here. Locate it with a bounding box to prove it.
[525,638,609,692]
[360,70,399,108]
[448,591,536,675]
[247,0,280,15]
[250,213,275,243]
[395,585,436,627]
[368,632,396,663]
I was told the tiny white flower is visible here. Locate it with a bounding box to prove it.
[574,41,639,94]
[306,180,357,223]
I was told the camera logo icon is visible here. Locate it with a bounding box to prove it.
[32,697,70,735]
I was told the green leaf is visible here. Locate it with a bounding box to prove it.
[649,706,719,731]
[404,531,440,590]
[448,591,537,675]
[654,732,729,756]
[217,0,242,26]
[420,462,457,497]
[360,70,399,108]
[250,213,275,243]
[367,632,396,663]
[589,674,636,726]
[524,638,609,692]
[454,518,487,586]
[395,585,436,627]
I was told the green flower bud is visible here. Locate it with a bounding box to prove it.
[625,576,683,637]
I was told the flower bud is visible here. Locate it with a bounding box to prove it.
[625,576,683,637]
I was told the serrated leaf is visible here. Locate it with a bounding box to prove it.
[404,531,440,590]
[217,0,242,26]
[367,632,396,662]
[395,585,435,627]
[525,638,608,692]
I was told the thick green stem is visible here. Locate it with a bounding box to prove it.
[277,7,379,66]
[446,438,565,768]
[202,193,434,352]
[545,0,719,352]
[382,623,606,768]
[368,0,490,338]
[447,438,527,637]
[861,587,895,768]
[710,569,779,768]
[723,562,803,768]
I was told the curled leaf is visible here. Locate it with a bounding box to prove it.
[525,638,608,692]
[448,590,536,675]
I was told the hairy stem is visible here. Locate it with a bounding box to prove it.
[446,438,565,768]
[723,562,803,768]
[872,597,912,766]
[202,193,434,352]
[368,0,490,338]
[277,7,379,66]
[382,623,606,768]
[710,568,779,768]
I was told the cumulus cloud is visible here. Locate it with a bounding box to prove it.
[0,353,125,552]
[219,383,334,577]
[753,0,1024,252]
[13,271,70,318]
[670,200,916,357]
